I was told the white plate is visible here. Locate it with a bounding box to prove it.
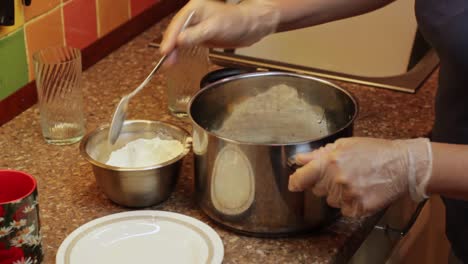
[56,210,224,264]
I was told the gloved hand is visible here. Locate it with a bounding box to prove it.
[288,137,433,217]
[160,0,280,55]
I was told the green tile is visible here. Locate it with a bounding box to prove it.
[0,29,29,100]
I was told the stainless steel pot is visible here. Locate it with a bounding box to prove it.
[189,71,358,236]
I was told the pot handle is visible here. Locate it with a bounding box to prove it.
[200,68,253,88]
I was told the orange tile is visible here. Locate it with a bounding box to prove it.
[96,0,130,37]
[24,0,61,21]
[24,8,65,80]
[0,0,25,38]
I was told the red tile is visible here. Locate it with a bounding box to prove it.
[63,0,98,49]
[130,0,158,17]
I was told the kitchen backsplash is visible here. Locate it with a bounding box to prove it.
[0,0,159,100]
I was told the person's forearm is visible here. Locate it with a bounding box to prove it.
[274,0,395,32]
[426,142,468,200]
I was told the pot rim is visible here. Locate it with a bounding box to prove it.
[79,120,191,171]
[188,71,359,146]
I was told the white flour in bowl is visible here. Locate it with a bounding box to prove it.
[106,137,184,168]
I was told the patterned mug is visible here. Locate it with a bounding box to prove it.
[0,170,43,264]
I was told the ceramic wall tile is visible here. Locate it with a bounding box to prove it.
[0,29,29,100]
[24,0,61,21]
[130,0,158,17]
[0,0,160,100]
[0,0,25,38]
[25,8,65,80]
[96,0,130,37]
[63,0,98,49]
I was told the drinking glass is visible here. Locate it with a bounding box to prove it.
[33,46,85,145]
[165,46,210,117]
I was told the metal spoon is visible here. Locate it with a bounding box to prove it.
[108,11,196,144]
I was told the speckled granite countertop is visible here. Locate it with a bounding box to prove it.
[0,17,437,264]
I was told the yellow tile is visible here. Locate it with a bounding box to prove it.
[0,0,25,38]
[97,0,130,37]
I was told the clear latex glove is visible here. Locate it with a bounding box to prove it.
[160,0,280,55]
[288,137,433,217]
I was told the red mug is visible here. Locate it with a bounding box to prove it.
[0,170,43,264]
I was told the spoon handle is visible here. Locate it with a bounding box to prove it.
[129,54,167,98]
[129,10,197,98]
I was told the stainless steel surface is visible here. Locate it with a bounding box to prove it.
[209,49,439,93]
[147,1,438,93]
[80,120,191,207]
[374,200,426,237]
[149,40,438,94]
[207,0,439,93]
[108,11,195,144]
[188,72,358,235]
[348,194,424,264]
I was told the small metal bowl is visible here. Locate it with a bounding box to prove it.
[79,120,191,207]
